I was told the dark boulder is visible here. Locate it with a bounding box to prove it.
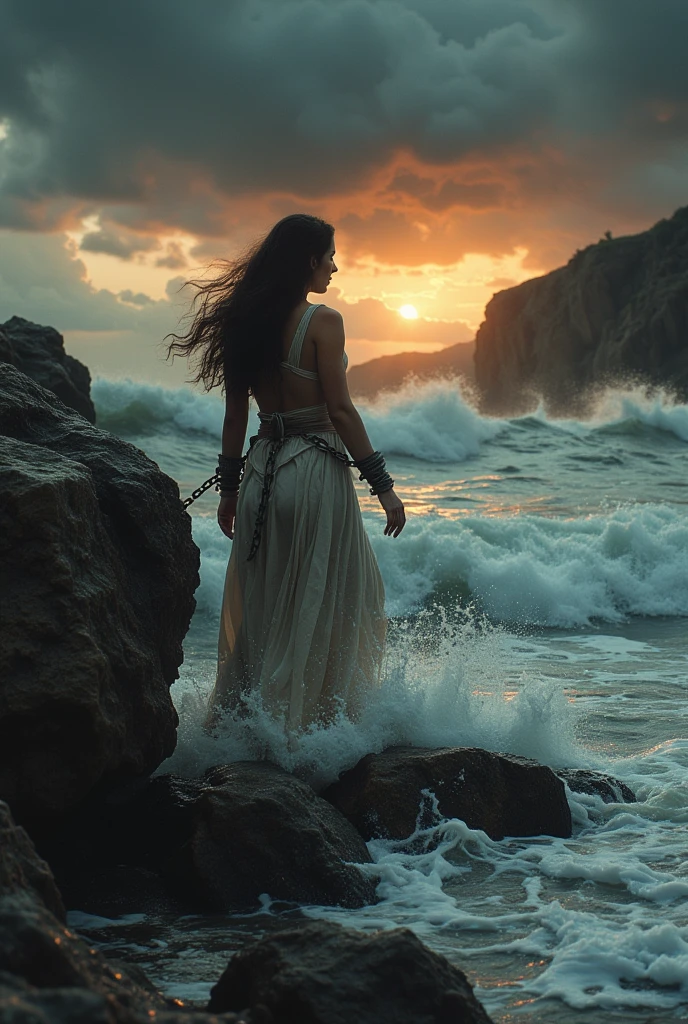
[322,746,572,841]
[208,919,495,1023]
[0,800,248,1023]
[0,315,96,422]
[43,764,377,916]
[557,768,636,804]
[0,365,199,827]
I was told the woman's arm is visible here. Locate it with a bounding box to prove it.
[315,308,406,537]
[218,386,249,539]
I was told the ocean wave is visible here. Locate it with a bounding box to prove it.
[189,502,688,628]
[92,378,227,438]
[92,376,503,463]
[372,502,688,625]
[358,378,504,462]
[523,387,688,444]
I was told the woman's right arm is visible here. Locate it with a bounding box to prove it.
[315,308,406,537]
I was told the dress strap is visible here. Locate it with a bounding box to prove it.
[284,303,322,370]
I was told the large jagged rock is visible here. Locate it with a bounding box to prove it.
[43,763,377,916]
[322,746,572,841]
[0,365,199,827]
[208,920,495,1023]
[474,206,688,414]
[0,801,247,1023]
[0,315,96,422]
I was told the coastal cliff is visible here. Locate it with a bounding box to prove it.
[474,206,688,414]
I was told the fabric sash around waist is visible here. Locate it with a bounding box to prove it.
[254,404,336,441]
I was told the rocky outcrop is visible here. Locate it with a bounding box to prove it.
[557,768,636,804]
[323,746,572,841]
[0,315,96,422]
[0,365,199,827]
[1,801,246,1024]
[208,919,495,1023]
[347,341,475,398]
[474,206,688,414]
[42,763,377,915]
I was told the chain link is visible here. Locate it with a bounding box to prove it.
[182,472,220,509]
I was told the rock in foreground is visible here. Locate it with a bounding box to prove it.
[0,365,199,827]
[44,763,377,915]
[209,919,495,1023]
[1,801,247,1024]
[323,746,572,841]
[0,315,96,421]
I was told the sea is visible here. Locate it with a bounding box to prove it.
[69,375,688,1022]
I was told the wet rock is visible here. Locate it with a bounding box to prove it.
[43,764,376,915]
[557,768,636,804]
[208,919,495,1023]
[322,746,572,841]
[0,800,247,1023]
[165,762,377,912]
[474,205,688,415]
[0,365,199,828]
[0,316,96,422]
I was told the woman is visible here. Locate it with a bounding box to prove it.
[169,214,405,732]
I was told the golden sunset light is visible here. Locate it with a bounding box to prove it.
[399,305,419,320]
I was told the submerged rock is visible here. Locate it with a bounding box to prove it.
[0,800,247,1024]
[0,365,199,827]
[43,763,376,915]
[322,746,572,841]
[557,768,636,804]
[208,919,495,1023]
[0,315,96,422]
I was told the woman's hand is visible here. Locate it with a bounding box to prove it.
[218,493,238,538]
[378,488,406,537]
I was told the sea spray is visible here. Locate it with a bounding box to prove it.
[162,605,588,785]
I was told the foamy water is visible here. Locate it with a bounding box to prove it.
[82,376,688,1022]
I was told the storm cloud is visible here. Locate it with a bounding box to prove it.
[1,0,687,252]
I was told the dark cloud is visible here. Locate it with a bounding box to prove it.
[0,0,686,243]
[155,241,188,270]
[80,223,162,259]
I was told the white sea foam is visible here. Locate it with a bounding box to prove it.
[358,377,505,461]
[370,502,688,624]
[190,502,688,628]
[163,605,588,785]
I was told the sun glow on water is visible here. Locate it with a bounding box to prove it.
[399,304,419,319]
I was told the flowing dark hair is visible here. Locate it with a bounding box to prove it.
[166,213,334,393]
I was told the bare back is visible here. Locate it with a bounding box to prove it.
[252,302,330,414]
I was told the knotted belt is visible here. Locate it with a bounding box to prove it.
[246,405,354,561]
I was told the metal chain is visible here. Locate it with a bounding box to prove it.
[247,436,285,561]
[182,472,220,509]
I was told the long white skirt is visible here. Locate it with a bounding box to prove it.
[208,431,386,732]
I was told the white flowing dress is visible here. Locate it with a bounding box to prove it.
[208,304,386,732]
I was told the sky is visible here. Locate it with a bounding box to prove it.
[1,0,687,385]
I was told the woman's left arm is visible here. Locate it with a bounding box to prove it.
[218,387,249,539]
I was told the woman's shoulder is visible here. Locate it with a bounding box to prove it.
[312,304,343,327]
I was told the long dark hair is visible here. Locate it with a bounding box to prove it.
[166,213,334,393]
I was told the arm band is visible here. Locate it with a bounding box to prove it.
[354,451,394,495]
[217,454,245,496]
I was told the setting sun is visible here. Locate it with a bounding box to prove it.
[399,304,419,319]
